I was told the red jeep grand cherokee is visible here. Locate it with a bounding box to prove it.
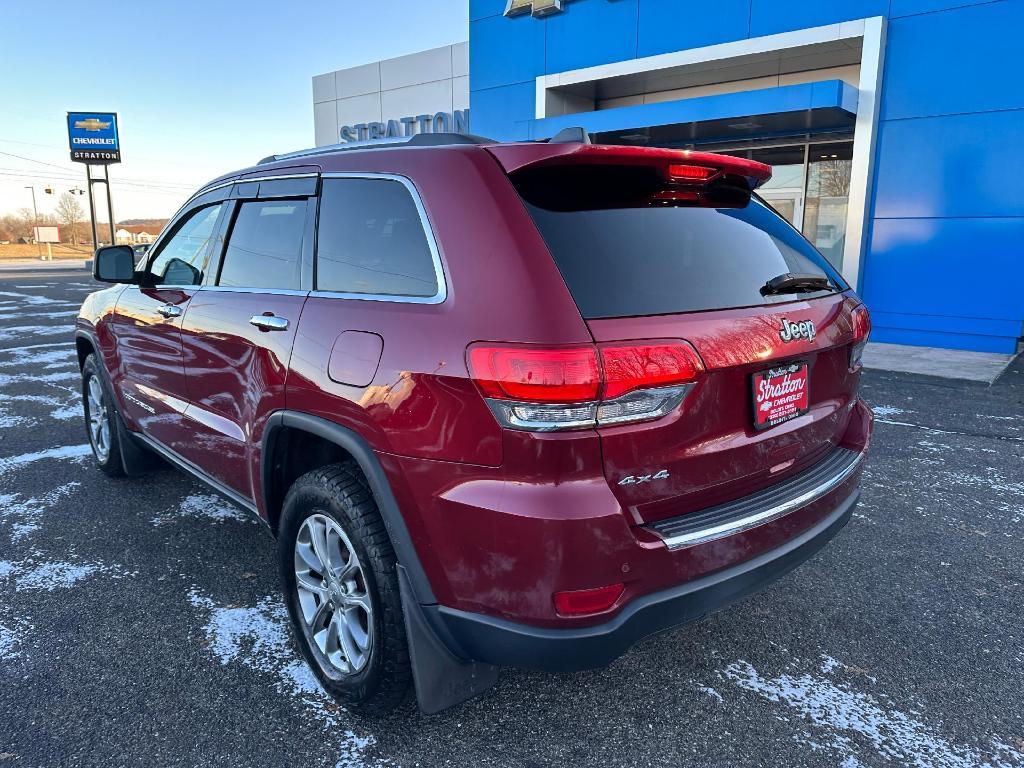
[76,131,873,714]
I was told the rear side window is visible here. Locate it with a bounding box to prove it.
[516,166,846,318]
[315,178,439,298]
[219,200,308,290]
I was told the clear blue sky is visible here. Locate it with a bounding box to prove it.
[0,0,467,222]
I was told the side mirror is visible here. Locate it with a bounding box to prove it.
[94,245,137,284]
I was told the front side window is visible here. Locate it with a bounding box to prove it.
[148,203,224,286]
[315,178,439,298]
[218,200,308,290]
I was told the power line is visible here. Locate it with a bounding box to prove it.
[0,138,67,151]
[0,175,193,197]
[0,149,77,174]
[0,168,199,192]
[0,148,207,189]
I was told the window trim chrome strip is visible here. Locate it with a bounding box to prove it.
[651,449,865,550]
[312,172,448,306]
[197,286,310,296]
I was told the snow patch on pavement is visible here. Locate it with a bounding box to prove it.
[0,324,73,343]
[0,482,80,542]
[722,659,1024,767]
[0,617,31,662]
[151,493,252,526]
[0,555,128,592]
[0,291,65,306]
[0,444,91,476]
[871,405,907,418]
[0,346,76,370]
[188,589,383,766]
[0,370,79,388]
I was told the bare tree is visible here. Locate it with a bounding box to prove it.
[55,191,85,245]
[815,160,852,198]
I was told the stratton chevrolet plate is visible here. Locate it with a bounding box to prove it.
[752,362,809,430]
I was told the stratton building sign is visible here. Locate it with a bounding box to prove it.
[340,109,470,142]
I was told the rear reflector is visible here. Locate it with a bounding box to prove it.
[553,583,624,616]
[468,341,704,431]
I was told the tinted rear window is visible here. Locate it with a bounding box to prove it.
[315,178,439,298]
[518,168,845,318]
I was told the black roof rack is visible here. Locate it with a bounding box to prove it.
[257,132,494,165]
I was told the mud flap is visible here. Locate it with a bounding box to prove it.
[397,565,499,714]
[113,406,164,476]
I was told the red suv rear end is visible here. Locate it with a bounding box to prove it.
[79,132,872,715]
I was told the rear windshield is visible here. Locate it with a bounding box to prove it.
[517,166,846,318]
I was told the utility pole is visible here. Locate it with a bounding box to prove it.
[24,186,41,259]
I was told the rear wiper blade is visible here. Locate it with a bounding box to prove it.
[761,272,833,296]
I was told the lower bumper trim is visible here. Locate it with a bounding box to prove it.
[433,487,859,672]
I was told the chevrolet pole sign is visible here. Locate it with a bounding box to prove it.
[67,112,121,164]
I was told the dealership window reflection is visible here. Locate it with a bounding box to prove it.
[718,140,853,270]
[803,143,853,268]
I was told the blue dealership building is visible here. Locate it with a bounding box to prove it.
[467,0,1023,354]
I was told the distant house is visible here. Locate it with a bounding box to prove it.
[115,224,164,245]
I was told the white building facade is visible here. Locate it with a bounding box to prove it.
[312,42,469,147]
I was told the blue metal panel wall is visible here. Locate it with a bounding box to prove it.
[469,0,1024,353]
[867,0,1024,352]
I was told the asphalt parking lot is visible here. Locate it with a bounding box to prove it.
[0,271,1021,768]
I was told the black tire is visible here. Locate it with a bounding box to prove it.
[278,462,412,714]
[81,354,125,478]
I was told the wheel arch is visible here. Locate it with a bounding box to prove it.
[74,330,98,370]
[261,411,437,605]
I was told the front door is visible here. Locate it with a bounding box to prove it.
[111,202,226,450]
[178,193,313,499]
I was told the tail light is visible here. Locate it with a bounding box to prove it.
[850,304,871,369]
[467,340,704,432]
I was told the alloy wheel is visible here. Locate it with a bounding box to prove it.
[86,375,110,462]
[293,513,373,676]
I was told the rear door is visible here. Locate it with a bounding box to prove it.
[507,152,864,523]
[111,199,227,449]
[177,177,315,498]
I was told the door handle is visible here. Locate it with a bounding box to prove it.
[156,304,182,318]
[249,314,289,332]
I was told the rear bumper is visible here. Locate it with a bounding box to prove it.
[430,486,858,672]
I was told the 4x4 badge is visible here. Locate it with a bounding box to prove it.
[618,469,670,486]
[779,318,816,343]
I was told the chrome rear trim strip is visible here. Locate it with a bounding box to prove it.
[648,448,864,550]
